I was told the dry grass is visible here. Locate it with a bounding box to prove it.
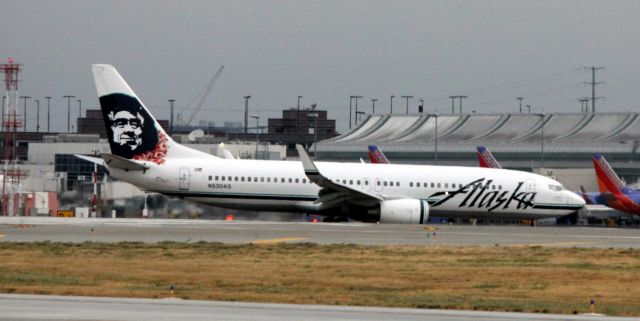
[0,242,639,316]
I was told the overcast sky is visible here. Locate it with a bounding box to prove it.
[2,0,640,133]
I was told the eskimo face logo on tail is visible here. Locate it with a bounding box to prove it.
[100,93,167,164]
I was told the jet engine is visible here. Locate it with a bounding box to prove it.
[378,199,429,224]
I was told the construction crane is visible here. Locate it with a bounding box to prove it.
[181,65,224,126]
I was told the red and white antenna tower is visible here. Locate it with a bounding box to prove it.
[1,58,24,216]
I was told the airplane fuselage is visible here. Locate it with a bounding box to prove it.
[111,157,583,220]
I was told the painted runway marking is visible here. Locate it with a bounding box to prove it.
[251,237,307,244]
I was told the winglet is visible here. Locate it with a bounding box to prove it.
[297,144,319,176]
[579,185,593,205]
[74,154,105,167]
[101,153,150,171]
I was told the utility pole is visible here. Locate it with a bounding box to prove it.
[45,96,51,132]
[63,95,75,132]
[371,98,377,115]
[1,95,5,128]
[584,66,604,113]
[19,96,30,131]
[35,99,40,132]
[579,98,590,113]
[77,99,82,119]
[517,97,523,113]
[458,96,468,114]
[243,96,251,134]
[168,99,175,135]
[353,96,362,125]
[418,99,424,113]
[401,95,413,114]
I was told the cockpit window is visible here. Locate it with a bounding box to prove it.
[548,184,564,191]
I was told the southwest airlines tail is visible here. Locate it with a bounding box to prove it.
[592,153,630,194]
[476,146,502,169]
[92,64,213,164]
[368,145,390,164]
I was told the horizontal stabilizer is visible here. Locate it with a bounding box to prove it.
[74,154,105,167]
[101,153,149,171]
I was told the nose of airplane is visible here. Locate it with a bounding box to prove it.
[565,190,586,207]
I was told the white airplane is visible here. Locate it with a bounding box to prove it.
[81,64,584,224]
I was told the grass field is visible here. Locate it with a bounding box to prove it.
[0,242,639,316]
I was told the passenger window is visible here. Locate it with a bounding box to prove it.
[357,180,361,185]
[228,176,232,181]
[445,183,448,188]
[261,177,264,182]
[215,176,219,181]
[498,185,502,190]
[241,177,245,182]
[267,177,271,182]
[431,183,434,188]
[254,177,258,182]
[437,183,441,188]
[349,180,353,185]
[235,177,239,181]
[377,181,380,186]
[288,178,292,183]
[384,181,388,186]
[396,182,400,186]
[208,175,212,181]
[295,178,299,183]
[247,177,251,182]
[302,178,306,184]
[416,182,420,187]
[221,176,225,181]
[365,181,368,185]
[281,178,285,183]
[410,182,414,187]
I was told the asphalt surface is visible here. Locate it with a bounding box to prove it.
[0,294,636,321]
[0,217,639,248]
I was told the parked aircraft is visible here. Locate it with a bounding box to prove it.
[81,64,584,223]
[476,146,502,169]
[580,154,640,216]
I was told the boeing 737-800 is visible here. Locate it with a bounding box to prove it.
[82,64,584,223]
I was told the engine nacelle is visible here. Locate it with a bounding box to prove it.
[379,199,429,224]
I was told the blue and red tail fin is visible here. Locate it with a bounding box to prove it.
[579,185,594,205]
[592,153,628,195]
[476,146,502,169]
[368,145,390,164]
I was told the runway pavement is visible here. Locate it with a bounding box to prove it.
[0,294,636,321]
[1,217,639,247]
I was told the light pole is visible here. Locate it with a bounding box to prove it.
[353,96,362,125]
[371,99,377,115]
[419,99,424,113]
[45,96,51,132]
[243,96,251,134]
[35,99,40,132]
[251,114,260,159]
[401,95,413,114]
[349,96,353,130]
[539,112,545,169]
[297,96,302,134]
[526,104,531,113]
[517,97,523,113]
[458,95,468,114]
[308,113,318,156]
[168,99,175,135]
[77,99,82,119]
[390,95,395,114]
[63,95,75,132]
[431,112,439,162]
[20,96,31,131]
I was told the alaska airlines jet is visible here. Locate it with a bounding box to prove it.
[82,64,584,223]
[477,146,502,169]
[580,154,640,216]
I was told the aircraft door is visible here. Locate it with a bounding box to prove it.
[179,167,190,191]
[374,178,383,192]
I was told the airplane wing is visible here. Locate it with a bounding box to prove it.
[297,145,382,210]
[101,153,150,171]
[74,154,105,167]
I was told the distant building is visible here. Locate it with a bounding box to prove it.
[77,109,170,138]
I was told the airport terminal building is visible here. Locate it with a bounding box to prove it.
[315,112,640,187]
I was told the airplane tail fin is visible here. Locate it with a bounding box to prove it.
[579,185,593,205]
[92,64,214,164]
[476,146,502,169]
[592,153,625,195]
[368,145,391,164]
